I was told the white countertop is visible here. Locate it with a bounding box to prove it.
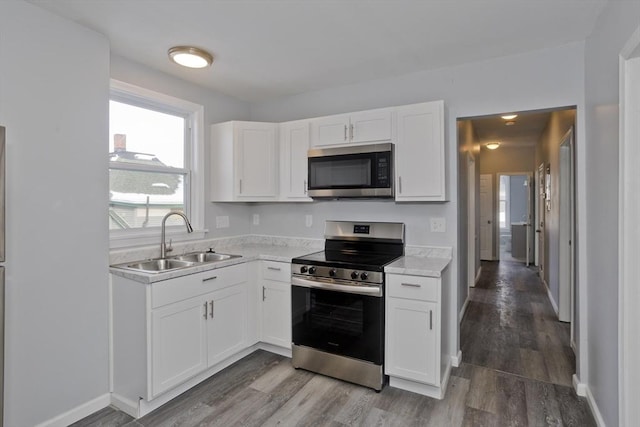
[384,255,451,278]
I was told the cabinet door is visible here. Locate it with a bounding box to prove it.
[207,283,248,367]
[151,296,208,397]
[280,120,312,200]
[395,101,446,201]
[386,297,438,385]
[236,122,278,199]
[310,114,350,146]
[261,280,292,349]
[350,109,392,144]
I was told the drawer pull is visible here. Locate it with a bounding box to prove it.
[267,266,282,271]
[429,310,433,330]
[210,300,214,318]
[203,302,208,320]
[401,282,421,288]
[203,276,218,282]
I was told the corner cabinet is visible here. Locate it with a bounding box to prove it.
[385,273,445,398]
[394,101,446,202]
[210,121,279,201]
[279,120,312,201]
[111,263,250,414]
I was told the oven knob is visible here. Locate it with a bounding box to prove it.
[329,269,337,277]
[351,271,359,279]
[300,266,308,274]
[308,266,316,274]
[360,272,369,281]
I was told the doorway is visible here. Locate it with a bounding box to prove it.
[497,173,533,264]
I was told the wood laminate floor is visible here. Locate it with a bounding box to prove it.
[74,260,594,426]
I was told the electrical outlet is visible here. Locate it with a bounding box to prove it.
[216,216,229,228]
[430,217,446,232]
[253,214,260,226]
[305,214,313,227]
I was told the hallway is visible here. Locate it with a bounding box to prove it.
[459,260,593,424]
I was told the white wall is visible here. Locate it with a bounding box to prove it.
[584,2,640,425]
[0,1,110,425]
[110,55,253,237]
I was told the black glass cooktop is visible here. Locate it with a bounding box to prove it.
[292,250,401,272]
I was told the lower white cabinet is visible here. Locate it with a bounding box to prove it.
[385,273,444,397]
[259,261,292,349]
[112,263,249,405]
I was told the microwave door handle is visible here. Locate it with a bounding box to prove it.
[292,276,382,297]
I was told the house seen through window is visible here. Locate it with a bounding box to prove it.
[109,100,191,230]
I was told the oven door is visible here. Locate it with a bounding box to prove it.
[291,279,384,365]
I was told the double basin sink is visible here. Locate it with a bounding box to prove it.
[113,251,242,274]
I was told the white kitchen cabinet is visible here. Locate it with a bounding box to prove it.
[279,120,312,201]
[385,273,443,397]
[310,108,392,147]
[394,101,446,202]
[112,263,249,409]
[259,261,292,349]
[210,121,279,201]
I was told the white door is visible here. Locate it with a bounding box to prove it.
[349,109,392,143]
[479,174,493,260]
[261,280,292,348]
[207,283,247,367]
[236,123,278,198]
[280,120,311,200]
[559,130,575,323]
[151,296,208,397]
[386,297,438,385]
[310,114,350,146]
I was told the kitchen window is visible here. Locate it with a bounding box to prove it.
[109,80,205,248]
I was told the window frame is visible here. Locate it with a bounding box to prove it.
[109,80,205,249]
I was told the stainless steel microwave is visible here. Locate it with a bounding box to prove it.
[307,143,393,199]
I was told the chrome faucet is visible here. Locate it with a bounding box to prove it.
[160,212,194,259]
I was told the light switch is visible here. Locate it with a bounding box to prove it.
[305,215,313,227]
[253,214,260,226]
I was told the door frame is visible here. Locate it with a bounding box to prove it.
[558,129,575,334]
[467,153,477,286]
[495,172,533,264]
[619,25,640,427]
[479,174,493,260]
[536,163,546,277]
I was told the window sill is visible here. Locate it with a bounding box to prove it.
[109,228,208,250]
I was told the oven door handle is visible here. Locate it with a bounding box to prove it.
[291,276,383,297]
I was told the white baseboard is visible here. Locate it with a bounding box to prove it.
[110,393,139,418]
[542,278,559,316]
[35,393,111,427]
[388,359,451,399]
[572,374,587,396]
[573,374,606,427]
[475,266,482,285]
[451,350,462,367]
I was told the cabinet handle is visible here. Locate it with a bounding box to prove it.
[344,125,347,141]
[401,282,421,288]
[398,176,402,194]
[267,266,281,271]
[349,124,354,140]
[203,276,218,282]
[239,179,243,194]
[203,302,208,320]
[429,310,433,330]
[262,286,266,301]
[304,180,307,194]
[210,300,214,318]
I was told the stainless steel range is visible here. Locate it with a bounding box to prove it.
[291,220,405,390]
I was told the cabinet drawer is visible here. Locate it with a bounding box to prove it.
[262,261,290,282]
[387,274,439,302]
[152,263,247,309]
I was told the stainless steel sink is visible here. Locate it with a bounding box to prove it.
[122,259,196,273]
[170,252,241,263]
[112,251,242,274]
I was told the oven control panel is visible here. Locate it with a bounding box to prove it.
[291,264,383,285]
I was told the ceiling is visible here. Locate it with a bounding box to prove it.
[471,110,555,149]
[29,0,606,103]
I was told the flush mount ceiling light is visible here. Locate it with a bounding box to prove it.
[501,114,518,120]
[505,121,516,126]
[486,142,501,150]
[168,46,213,69]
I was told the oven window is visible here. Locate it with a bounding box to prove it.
[292,286,384,364]
[309,156,372,188]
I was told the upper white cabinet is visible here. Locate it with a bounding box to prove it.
[279,120,312,201]
[394,101,446,202]
[210,121,279,201]
[310,108,392,147]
